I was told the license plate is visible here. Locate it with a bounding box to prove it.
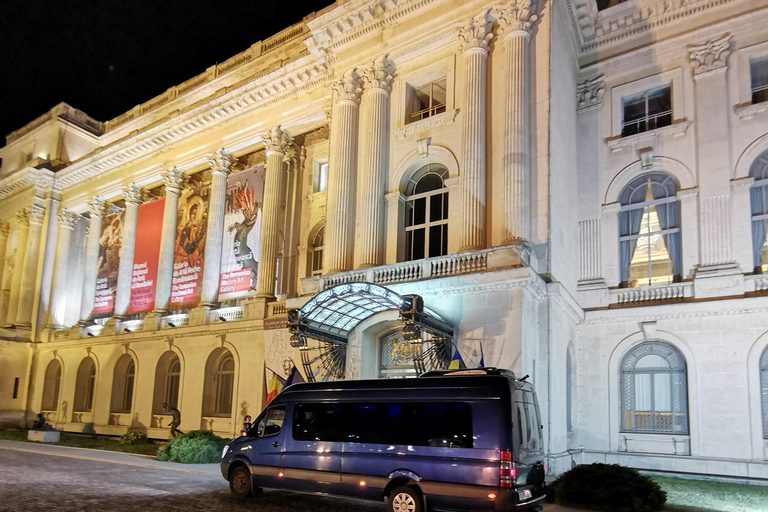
[518,489,532,500]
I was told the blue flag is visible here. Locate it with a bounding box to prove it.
[478,343,485,368]
[285,363,305,387]
[448,347,467,370]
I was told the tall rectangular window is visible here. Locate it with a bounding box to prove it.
[313,161,328,193]
[751,57,768,105]
[621,86,672,137]
[408,79,447,123]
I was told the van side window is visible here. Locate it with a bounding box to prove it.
[293,403,346,442]
[257,406,286,437]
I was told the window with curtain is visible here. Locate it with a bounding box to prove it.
[749,149,768,273]
[310,226,324,276]
[618,173,681,287]
[751,56,768,105]
[164,356,181,408]
[405,164,449,261]
[621,86,672,137]
[621,341,688,434]
[213,352,235,417]
[761,347,768,439]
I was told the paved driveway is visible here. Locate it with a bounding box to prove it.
[0,441,582,512]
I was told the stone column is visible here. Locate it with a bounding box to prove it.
[154,168,187,312]
[47,210,80,329]
[256,126,293,299]
[0,221,10,325]
[496,1,538,243]
[326,70,362,273]
[114,184,145,317]
[200,149,236,307]
[15,204,46,327]
[457,11,493,251]
[355,56,394,269]
[79,199,109,323]
[6,211,29,325]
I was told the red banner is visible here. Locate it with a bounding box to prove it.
[170,185,209,310]
[93,211,124,317]
[128,199,164,315]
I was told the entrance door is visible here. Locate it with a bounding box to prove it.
[248,405,287,489]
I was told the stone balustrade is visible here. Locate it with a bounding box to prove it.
[610,282,692,305]
[162,313,190,329]
[269,302,287,317]
[119,318,144,333]
[212,306,245,323]
[746,274,768,293]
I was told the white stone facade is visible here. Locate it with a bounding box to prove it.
[0,0,766,482]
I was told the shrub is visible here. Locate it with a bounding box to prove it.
[549,463,667,512]
[119,431,150,446]
[156,430,230,464]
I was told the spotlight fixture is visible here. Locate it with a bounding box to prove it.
[86,332,95,337]
[167,322,176,328]
[218,316,227,322]
[123,328,131,333]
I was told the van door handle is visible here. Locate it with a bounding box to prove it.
[273,441,281,447]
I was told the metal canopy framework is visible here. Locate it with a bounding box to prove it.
[287,283,455,382]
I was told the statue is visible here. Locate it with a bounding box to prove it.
[31,413,53,431]
[164,403,183,437]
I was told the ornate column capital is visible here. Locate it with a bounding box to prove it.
[58,209,80,230]
[161,167,188,194]
[331,69,362,105]
[262,126,294,156]
[0,220,10,237]
[577,74,606,113]
[122,183,146,206]
[87,197,110,218]
[16,209,30,227]
[688,33,731,77]
[27,204,46,225]
[207,148,237,175]
[456,10,494,53]
[361,56,395,93]
[493,0,539,37]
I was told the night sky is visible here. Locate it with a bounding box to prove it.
[0,0,331,146]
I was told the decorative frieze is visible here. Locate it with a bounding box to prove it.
[579,219,602,282]
[688,33,731,77]
[576,74,605,113]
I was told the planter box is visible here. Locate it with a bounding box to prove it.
[27,430,60,443]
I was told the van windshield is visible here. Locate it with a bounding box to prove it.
[293,402,473,448]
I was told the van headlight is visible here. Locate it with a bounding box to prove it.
[222,445,230,458]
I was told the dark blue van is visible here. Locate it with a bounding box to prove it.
[221,368,546,511]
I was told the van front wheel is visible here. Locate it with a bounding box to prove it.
[388,485,423,512]
[229,466,253,498]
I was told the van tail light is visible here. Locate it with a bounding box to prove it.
[500,450,516,488]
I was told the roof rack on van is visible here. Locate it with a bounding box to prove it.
[419,367,518,379]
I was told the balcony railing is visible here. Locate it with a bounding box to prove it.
[162,313,190,329]
[746,274,768,293]
[212,306,244,323]
[610,282,692,305]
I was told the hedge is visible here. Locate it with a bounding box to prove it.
[156,430,230,464]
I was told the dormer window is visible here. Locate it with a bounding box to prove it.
[621,86,672,137]
[751,56,768,105]
[408,79,447,124]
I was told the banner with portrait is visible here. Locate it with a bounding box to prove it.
[93,210,124,317]
[170,184,209,310]
[218,165,265,301]
[127,198,164,315]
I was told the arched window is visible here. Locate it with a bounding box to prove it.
[152,352,182,415]
[749,149,768,273]
[618,172,681,287]
[310,226,324,276]
[74,357,96,413]
[203,349,235,417]
[41,360,62,411]
[405,164,449,261]
[621,341,688,434]
[761,347,768,439]
[110,354,136,414]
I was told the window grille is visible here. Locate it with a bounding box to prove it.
[405,164,449,261]
[621,341,688,434]
[618,173,681,287]
[749,149,768,273]
[621,86,672,137]
[751,57,768,105]
[213,352,235,417]
[408,79,447,123]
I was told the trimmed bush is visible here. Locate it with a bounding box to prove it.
[119,431,150,446]
[156,430,230,464]
[549,463,666,512]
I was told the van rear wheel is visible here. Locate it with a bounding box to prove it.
[388,485,423,512]
[229,466,253,498]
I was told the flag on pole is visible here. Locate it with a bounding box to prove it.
[448,346,467,370]
[285,362,305,387]
[265,371,286,405]
[478,343,485,368]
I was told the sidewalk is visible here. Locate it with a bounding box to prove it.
[0,439,221,476]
